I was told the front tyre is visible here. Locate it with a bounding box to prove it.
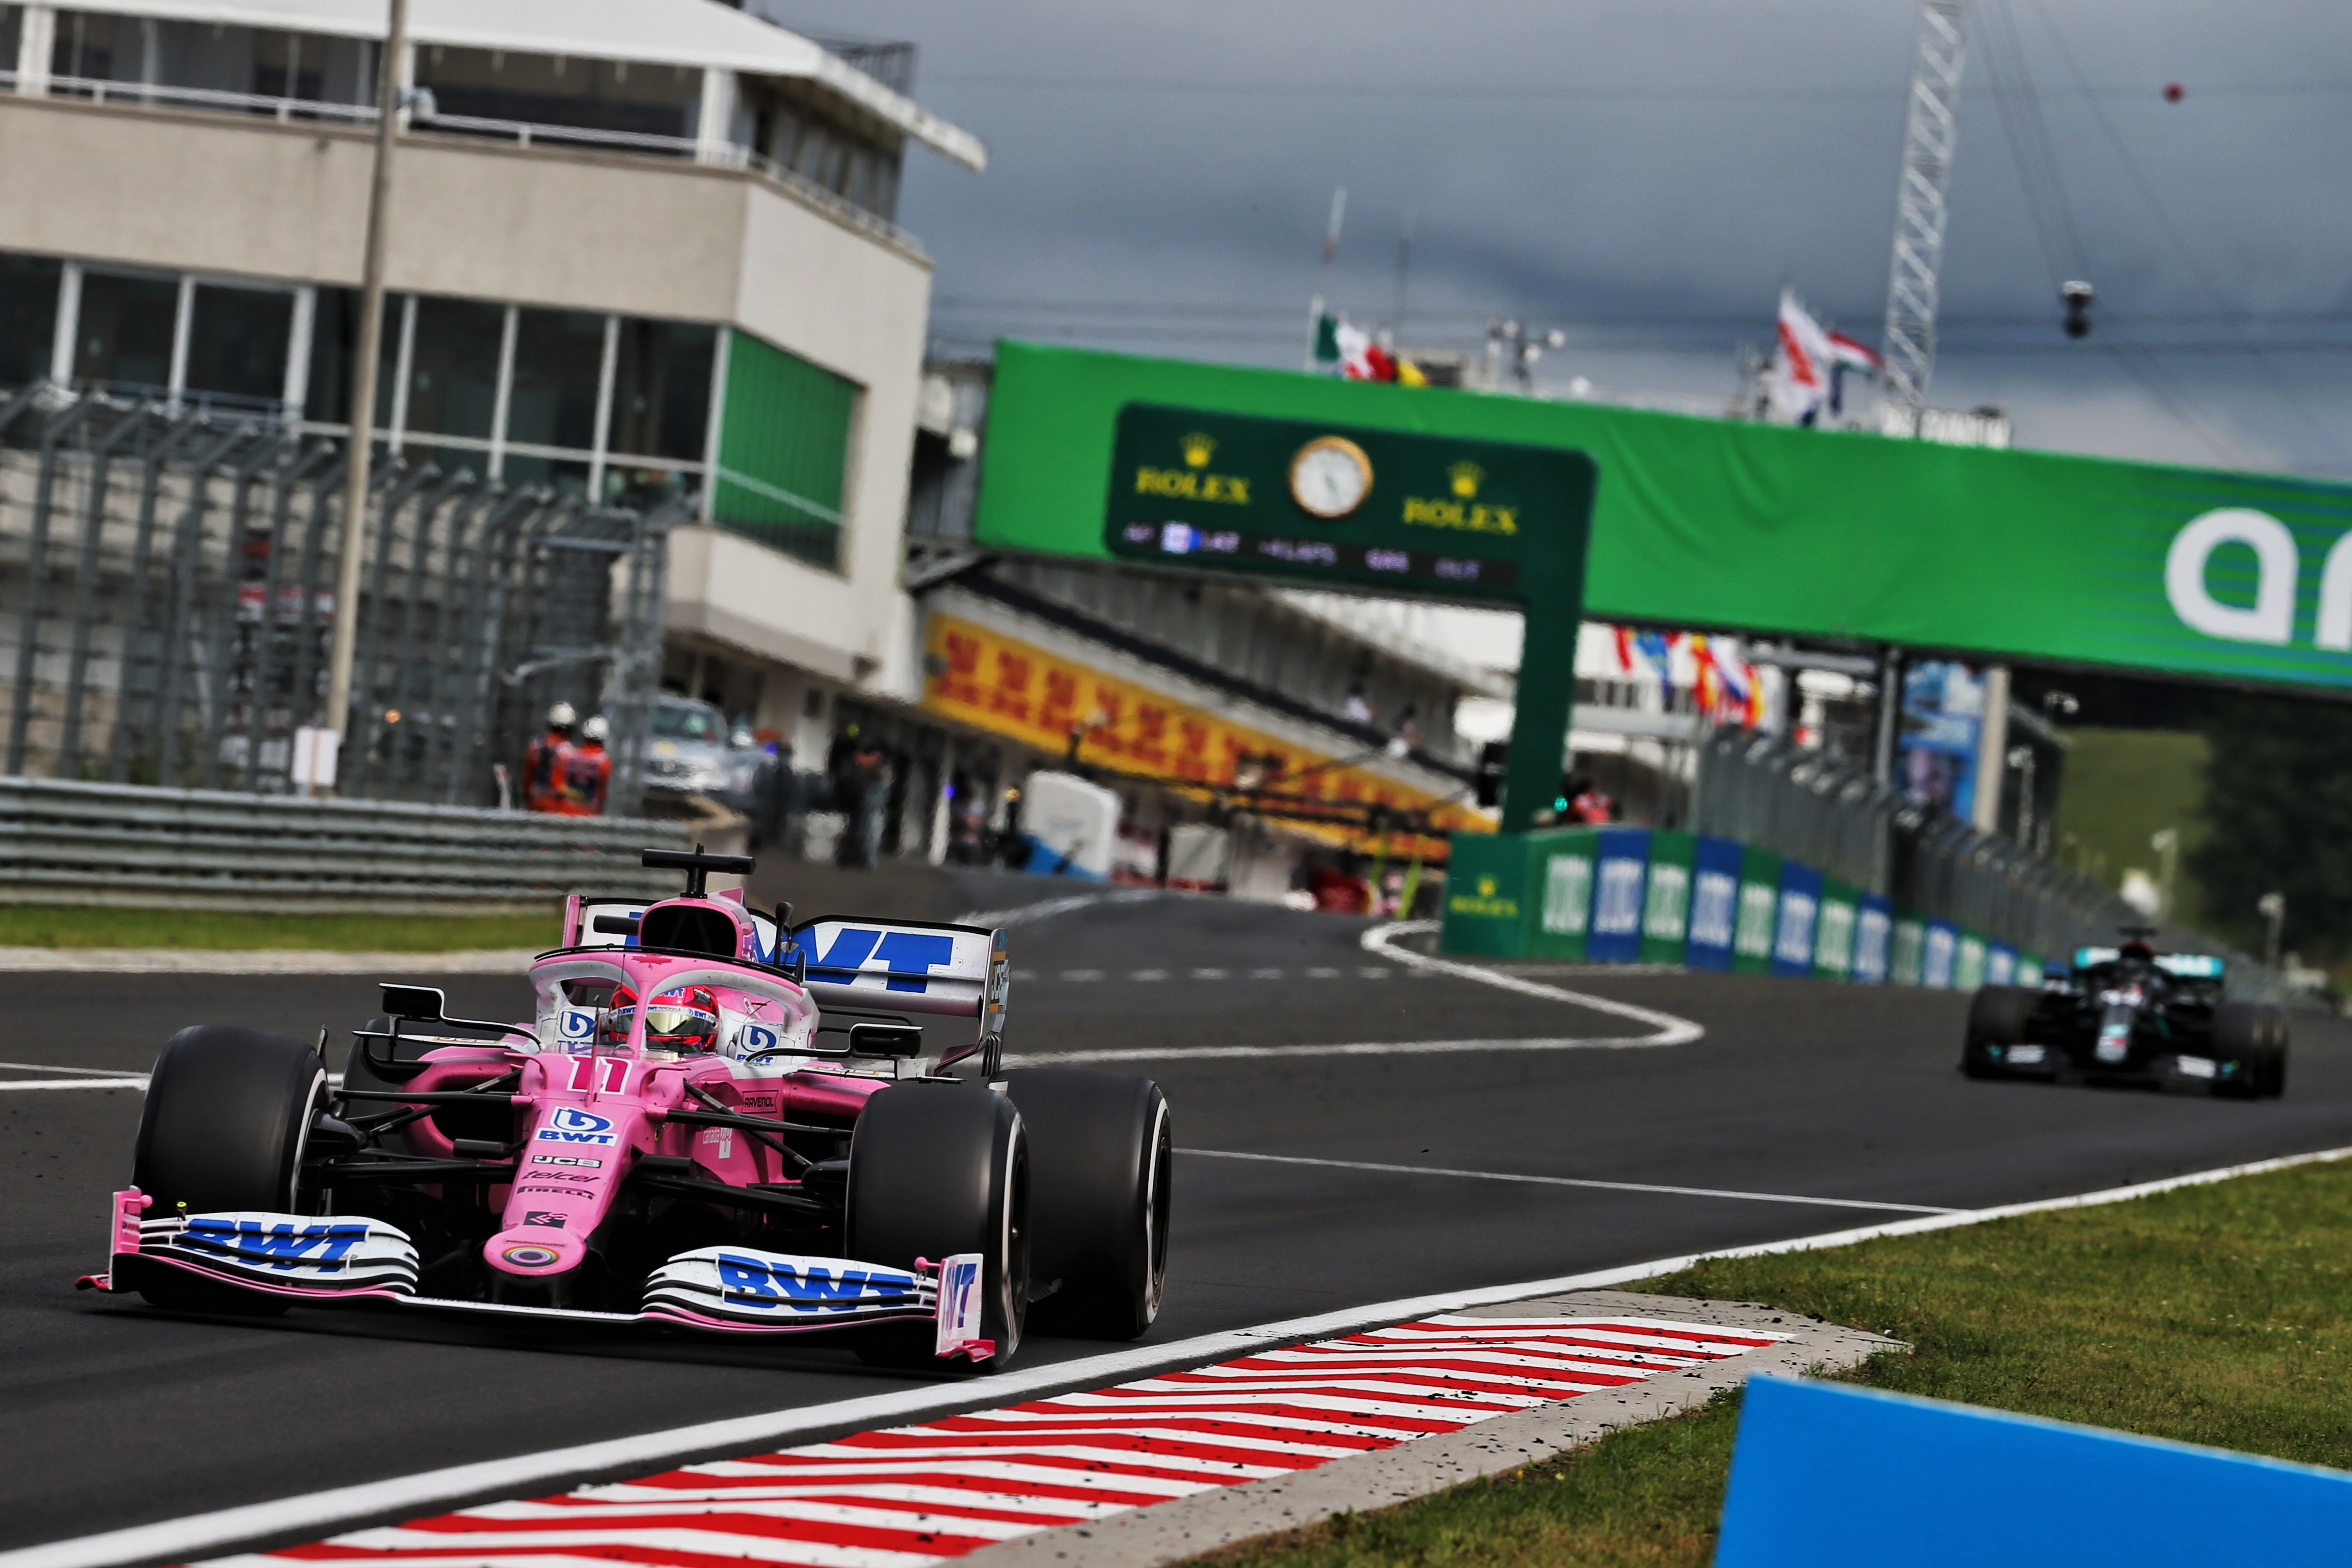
[1962,985,2036,1079]
[847,1084,1029,1370]
[129,1025,326,1313]
[1004,1068,1171,1340]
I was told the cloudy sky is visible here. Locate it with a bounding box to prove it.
[811,0,2352,479]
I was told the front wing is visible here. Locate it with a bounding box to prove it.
[80,1189,995,1361]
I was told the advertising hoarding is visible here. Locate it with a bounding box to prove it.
[976,342,2352,695]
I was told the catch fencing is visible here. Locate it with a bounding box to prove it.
[1687,725,2288,1000]
[0,382,679,813]
[0,775,690,911]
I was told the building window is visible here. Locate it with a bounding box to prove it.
[185,283,292,403]
[507,307,605,455]
[713,328,857,572]
[46,14,374,107]
[0,10,22,78]
[415,47,700,142]
[72,270,176,392]
[610,319,715,463]
[402,295,503,441]
[0,253,59,390]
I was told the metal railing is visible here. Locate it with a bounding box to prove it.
[0,382,680,812]
[1691,725,2293,1000]
[0,774,688,911]
[2,70,926,256]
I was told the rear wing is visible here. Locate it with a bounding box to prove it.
[784,918,1010,1073]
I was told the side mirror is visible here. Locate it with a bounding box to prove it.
[381,984,447,1022]
[847,1023,924,1058]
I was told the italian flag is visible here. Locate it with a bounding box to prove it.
[1313,313,1428,386]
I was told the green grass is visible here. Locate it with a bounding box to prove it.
[1199,1159,2352,1568]
[2053,726,2210,926]
[0,904,564,951]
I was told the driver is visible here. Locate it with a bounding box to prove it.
[598,984,722,1053]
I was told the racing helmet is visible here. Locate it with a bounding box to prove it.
[637,985,721,1052]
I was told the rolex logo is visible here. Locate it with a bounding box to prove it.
[1448,462,1484,499]
[1181,432,1216,468]
[1478,875,1497,897]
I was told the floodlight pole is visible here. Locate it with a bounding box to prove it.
[321,0,409,791]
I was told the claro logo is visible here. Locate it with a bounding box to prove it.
[2166,508,2352,648]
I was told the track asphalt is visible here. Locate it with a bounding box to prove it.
[4,875,2348,1552]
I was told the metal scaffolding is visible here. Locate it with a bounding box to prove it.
[1879,0,1970,435]
[0,383,681,811]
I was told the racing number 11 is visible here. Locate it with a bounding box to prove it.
[566,1058,631,1093]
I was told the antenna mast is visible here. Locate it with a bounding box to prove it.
[1879,0,1969,436]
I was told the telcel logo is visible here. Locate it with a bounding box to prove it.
[2167,507,2352,648]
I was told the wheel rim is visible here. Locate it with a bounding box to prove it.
[1141,1100,1172,1319]
[997,1124,1030,1354]
[284,1068,326,1213]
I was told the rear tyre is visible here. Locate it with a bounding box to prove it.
[2210,1002,2266,1099]
[129,1025,325,1313]
[2261,1006,2291,1098]
[847,1084,1029,1371]
[1003,1069,1172,1340]
[1962,985,2036,1078]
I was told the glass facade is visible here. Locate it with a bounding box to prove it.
[46,11,375,106]
[71,270,176,390]
[0,254,857,571]
[0,252,58,389]
[415,46,701,141]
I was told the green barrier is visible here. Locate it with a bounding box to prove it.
[1525,828,1600,960]
[2017,954,2045,986]
[1640,830,1695,965]
[1813,876,1858,980]
[1732,846,1782,974]
[1955,931,1989,992]
[1440,832,1531,956]
[1890,917,1927,987]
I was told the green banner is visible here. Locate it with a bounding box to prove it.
[1640,830,1695,964]
[1732,847,1782,975]
[1440,833,1529,957]
[1814,877,1859,979]
[976,341,2352,693]
[1526,828,1599,960]
[1890,917,1927,987]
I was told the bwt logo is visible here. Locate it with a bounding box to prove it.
[2167,508,2352,647]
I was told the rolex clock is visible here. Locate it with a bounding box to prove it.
[1289,436,1372,519]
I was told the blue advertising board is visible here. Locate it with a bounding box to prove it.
[1769,862,1824,978]
[1923,919,1960,988]
[1717,1374,2352,1568]
[1685,834,1741,971]
[1851,893,1893,985]
[1584,826,1651,964]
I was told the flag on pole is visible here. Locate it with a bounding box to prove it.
[1313,312,1425,384]
[1769,288,1836,425]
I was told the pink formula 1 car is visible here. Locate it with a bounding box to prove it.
[82,849,1172,1369]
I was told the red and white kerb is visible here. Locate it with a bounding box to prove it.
[206,1314,1782,1568]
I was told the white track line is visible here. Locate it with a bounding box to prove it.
[0,1078,149,1093]
[1182,1148,1961,1215]
[0,1061,147,1076]
[15,1142,2352,1568]
[1008,919,1705,1065]
[954,890,1161,928]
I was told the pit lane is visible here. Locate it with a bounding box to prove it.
[4,878,2348,1553]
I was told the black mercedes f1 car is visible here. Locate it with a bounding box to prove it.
[1962,929,2287,1098]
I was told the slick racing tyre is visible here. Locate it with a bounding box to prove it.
[2262,1007,2291,1098]
[2210,1002,2269,1100]
[1962,985,2036,1078]
[847,1083,1029,1370]
[129,1025,327,1313]
[1004,1068,1171,1340]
